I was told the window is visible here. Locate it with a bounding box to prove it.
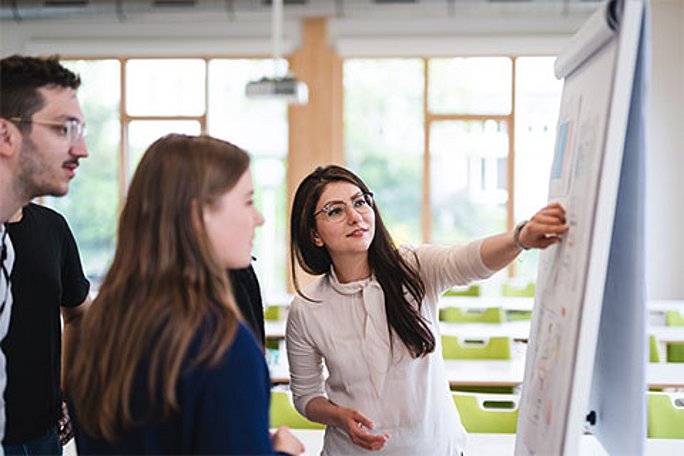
[514,57,563,279]
[344,59,424,246]
[46,58,289,296]
[344,56,562,284]
[46,60,121,281]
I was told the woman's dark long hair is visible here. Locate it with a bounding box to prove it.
[290,165,435,358]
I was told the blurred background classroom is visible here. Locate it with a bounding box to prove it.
[2,0,682,453]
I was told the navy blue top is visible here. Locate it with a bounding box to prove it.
[74,322,277,455]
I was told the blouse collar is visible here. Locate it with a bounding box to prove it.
[328,266,375,295]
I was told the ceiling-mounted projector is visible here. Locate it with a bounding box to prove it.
[245,75,309,105]
[244,0,309,105]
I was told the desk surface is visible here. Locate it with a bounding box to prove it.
[650,325,684,343]
[263,295,683,313]
[286,429,683,456]
[265,320,533,341]
[266,320,286,339]
[266,311,683,342]
[444,358,526,387]
[439,321,531,341]
[440,296,534,311]
[443,358,684,389]
[269,353,684,389]
[648,300,684,312]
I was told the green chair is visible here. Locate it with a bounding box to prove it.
[439,307,505,324]
[443,284,481,297]
[506,310,533,322]
[665,310,684,362]
[270,391,324,429]
[442,336,512,360]
[452,392,519,433]
[666,310,684,326]
[667,343,684,363]
[502,282,536,298]
[649,335,661,363]
[264,306,282,321]
[501,282,534,321]
[647,392,684,438]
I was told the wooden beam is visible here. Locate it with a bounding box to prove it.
[286,18,344,289]
[287,18,344,194]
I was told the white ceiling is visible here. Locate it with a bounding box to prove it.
[1,0,604,22]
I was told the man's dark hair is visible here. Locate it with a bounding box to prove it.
[0,55,81,132]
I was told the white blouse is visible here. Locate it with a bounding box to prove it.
[286,240,494,455]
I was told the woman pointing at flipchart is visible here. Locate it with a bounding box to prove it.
[285,165,568,455]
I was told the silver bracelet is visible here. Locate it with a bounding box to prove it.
[514,220,530,250]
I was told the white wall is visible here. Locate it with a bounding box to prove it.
[646,0,684,299]
[1,3,594,58]
[0,15,301,57]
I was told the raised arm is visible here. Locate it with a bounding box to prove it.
[480,202,568,271]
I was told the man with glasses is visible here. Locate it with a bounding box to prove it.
[0,55,89,454]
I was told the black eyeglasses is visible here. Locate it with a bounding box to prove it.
[9,117,87,144]
[313,193,374,224]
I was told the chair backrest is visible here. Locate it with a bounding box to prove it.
[666,310,684,327]
[666,343,684,363]
[270,391,324,429]
[442,336,512,360]
[443,284,481,297]
[649,335,661,363]
[439,307,505,323]
[264,305,282,321]
[663,311,684,362]
[506,310,533,322]
[452,392,519,433]
[501,282,536,298]
[647,392,684,438]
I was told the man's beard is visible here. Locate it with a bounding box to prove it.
[16,135,67,200]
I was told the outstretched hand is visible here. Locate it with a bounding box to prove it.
[518,202,569,250]
[337,407,390,451]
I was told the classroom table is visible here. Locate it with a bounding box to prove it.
[650,325,684,343]
[439,321,531,342]
[266,320,533,342]
[648,299,684,313]
[443,359,526,387]
[262,296,682,314]
[647,362,684,389]
[283,429,684,456]
[270,354,684,390]
[266,320,287,339]
[262,298,535,339]
[268,317,684,345]
[439,296,534,311]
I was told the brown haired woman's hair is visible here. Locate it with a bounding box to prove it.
[68,134,250,441]
[290,165,435,358]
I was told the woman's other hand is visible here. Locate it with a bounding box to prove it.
[336,407,390,451]
[271,426,306,455]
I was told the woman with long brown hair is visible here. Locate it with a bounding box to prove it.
[286,165,567,455]
[68,134,303,455]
